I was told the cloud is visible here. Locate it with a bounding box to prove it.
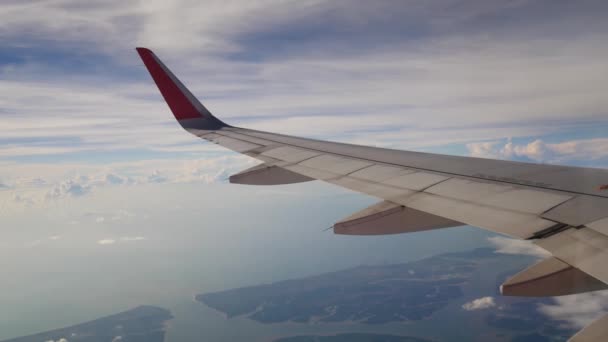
[146,170,168,184]
[462,296,496,311]
[119,236,145,242]
[0,154,254,208]
[97,237,145,245]
[12,193,34,206]
[0,0,606,166]
[46,179,91,200]
[467,138,608,164]
[488,236,550,258]
[102,173,128,185]
[23,235,62,248]
[539,291,608,329]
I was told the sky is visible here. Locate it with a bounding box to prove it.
[1,0,608,338]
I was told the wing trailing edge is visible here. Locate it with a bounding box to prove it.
[333,200,462,235]
[229,164,314,185]
[500,256,607,297]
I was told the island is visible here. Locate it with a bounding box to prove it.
[2,305,173,342]
[197,248,576,341]
[198,249,499,324]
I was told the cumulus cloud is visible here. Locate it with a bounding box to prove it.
[462,297,496,311]
[100,173,129,186]
[488,236,550,258]
[12,193,34,206]
[46,179,91,200]
[15,177,47,187]
[0,154,254,207]
[539,291,608,329]
[467,138,608,164]
[146,170,169,184]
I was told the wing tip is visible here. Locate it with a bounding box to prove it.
[135,47,152,53]
[135,46,229,130]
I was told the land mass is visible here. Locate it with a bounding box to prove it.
[1,305,173,342]
[197,248,576,341]
[198,248,498,324]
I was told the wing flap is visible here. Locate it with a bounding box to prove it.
[500,256,607,297]
[568,314,608,342]
[334,200,462,235]
[535,227,608,284]
[542,195,608,226]
[395,192,556,239]
[229,164,313,185]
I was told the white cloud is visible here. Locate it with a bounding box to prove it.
[488,236,550,258]
[467,138,608,164]
[46,179,91,200]
[462,296,496,311]
[14,177,46,188]
[119,236,145,242]
[97,237,145,245]
[0,1,606,165]
[43,337,68,342]
[539,291,608,329]
[0,154,254,210]
[12,193,34,206]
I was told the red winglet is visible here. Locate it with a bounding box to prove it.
[136,47,205,120]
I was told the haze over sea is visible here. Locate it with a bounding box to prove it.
[0,182,495,341]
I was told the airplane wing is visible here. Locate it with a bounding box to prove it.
[136,47,608,341]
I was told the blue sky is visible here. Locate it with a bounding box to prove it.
[1,1,608,336]
[1,1,608,175]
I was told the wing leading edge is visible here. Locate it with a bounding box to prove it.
[136,47,608,341]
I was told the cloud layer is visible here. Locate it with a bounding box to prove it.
[487,236,550,258]
[1,0,607,164]
[462,296,496,311]
[467,138,608,165]
[539,291,608,329]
